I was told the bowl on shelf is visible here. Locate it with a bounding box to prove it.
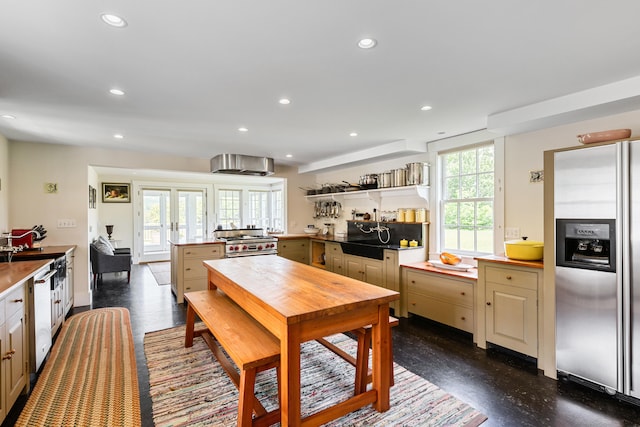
[504,238,544,261]
[303,228,320,235]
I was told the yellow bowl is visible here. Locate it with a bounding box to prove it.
[504,239,543,261]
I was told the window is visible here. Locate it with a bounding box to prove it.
[218,189,241,228]
[249,190,269,229]
[440,144,494,255]
[216,186,284,230]
[271,189,283,231]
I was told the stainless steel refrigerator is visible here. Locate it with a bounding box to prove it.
[554,140,639,400]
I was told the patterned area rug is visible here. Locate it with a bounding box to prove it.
[16,308,140,427]
[145,324,487,426]
[149,261,171,285]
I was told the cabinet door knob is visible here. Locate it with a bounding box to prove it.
[461,316,466,321]
[460,292,465,296]
[185,268,191,271]
[2,354,11,360]
[506,275,512,280]
[411,280,415,283]
[12,298,23,303]
[486,302,492,306]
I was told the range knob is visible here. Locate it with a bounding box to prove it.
[242,245,248,250]
[258,245,263,250]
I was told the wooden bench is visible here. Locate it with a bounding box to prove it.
[184,290,281,427]
[317,316,399,395]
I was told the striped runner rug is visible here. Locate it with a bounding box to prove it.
[16,307,141,427]
[145,324,487,426]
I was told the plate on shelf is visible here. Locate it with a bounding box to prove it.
[428,260,474,271]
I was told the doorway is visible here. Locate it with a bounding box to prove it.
[136,186,207,262]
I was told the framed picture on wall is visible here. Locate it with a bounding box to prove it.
[89,185,96,208]
[102,183,131,203]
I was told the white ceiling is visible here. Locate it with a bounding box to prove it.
[2,1,640,172]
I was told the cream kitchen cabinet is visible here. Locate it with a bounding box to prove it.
[63,250,74,316]
[277,239,309,265]
[170,243,224,304]
[403,268,474,333]
[476,258,543,360]
[343,254,385,286]
[0,283,28,423]
[325,242,344,274]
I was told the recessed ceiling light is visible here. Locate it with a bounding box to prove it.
[101,14,127,28]
[279,98,291,105]
[1,114,16,119]
[238,127,248,132]
[358,38,377,49]
[420,105,433,111]
[286,154,293,158]
[350,132,358,137]
[109,88,125,96]
[113,134,124,139]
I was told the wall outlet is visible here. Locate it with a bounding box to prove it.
[505,227,520,239]
[57,219,77,228]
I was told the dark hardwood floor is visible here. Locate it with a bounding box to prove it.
[5,263,640,426]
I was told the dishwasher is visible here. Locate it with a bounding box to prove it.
[30,264,54,372]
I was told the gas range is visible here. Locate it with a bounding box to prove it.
[214,228,278,257]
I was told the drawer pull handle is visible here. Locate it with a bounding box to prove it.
[506,275,512,280]
[411,280,416,283]
[411,302,416,306]
[486,302,492,306]
[186,268,191,271]
[186,251,192,254]
[460,292,465,296]
[461,317,466,321]
[12,298,23,303]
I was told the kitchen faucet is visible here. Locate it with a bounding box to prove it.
[355,222,390,244]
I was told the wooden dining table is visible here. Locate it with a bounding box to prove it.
[203,255,399,426]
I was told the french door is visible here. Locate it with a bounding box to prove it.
[136,185,207,263]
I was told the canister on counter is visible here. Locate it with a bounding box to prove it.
[416,208,427,223]
[409,240,418,247]
[400,239,408,247]
[397,208,406,222]
[405,208,416,222]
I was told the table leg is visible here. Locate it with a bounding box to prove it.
[185,301,195,348]
[372,304,391,412]
[280,324,302,426]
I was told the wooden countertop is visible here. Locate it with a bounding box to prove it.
[475,254,544,269]
[169,238,225,246]
[402,261,478,280]
[0,259,52,294]
[10,245,76,260]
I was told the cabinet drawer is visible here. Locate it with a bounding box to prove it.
[485,266,537,290]
[183,278,208,293]
[279,240,307,253]
[183,259,207,279]
[182,245,223,259]
[5,284,25,319]
[406,270,473,307]
[407,292,473,333]
[325,242,343,255]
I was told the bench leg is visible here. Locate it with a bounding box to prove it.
[354,330,369,395]
[184,302,195,348]
[238,368,257,426]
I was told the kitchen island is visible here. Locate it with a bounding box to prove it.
[169,238,225,303]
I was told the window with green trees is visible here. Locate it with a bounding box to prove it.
[440,143,494,254]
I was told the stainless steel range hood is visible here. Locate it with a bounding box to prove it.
[210,154,274,176]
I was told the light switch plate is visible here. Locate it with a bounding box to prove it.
[505,227,520,239]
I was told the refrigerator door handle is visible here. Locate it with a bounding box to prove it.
[621,141,631,396]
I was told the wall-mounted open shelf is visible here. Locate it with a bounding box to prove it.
[305,185,429,205]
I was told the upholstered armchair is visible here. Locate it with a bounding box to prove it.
[90,239,132,286]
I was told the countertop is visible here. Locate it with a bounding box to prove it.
[402,261,478,280]
[10,245,76,260]
[475,254,544,269]
[0,259,52,294]
[273,234,425,251]
[169,238,225,246]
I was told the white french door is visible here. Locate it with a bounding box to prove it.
[135,185,207,263]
